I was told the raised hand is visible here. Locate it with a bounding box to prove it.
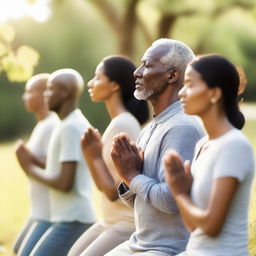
[81,127,103,160]
[111,133,143,186]
[164,150,192,196]
[15,139,34,174]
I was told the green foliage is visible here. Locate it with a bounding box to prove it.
[1,0,256,141]
[0,0,113,141]
[146,0,211,14]
[0,24,39,82]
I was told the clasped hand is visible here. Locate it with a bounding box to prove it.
[164,150,192,196]
[15,140,34,175]
[81,127,103,160]
[111,133,143,186]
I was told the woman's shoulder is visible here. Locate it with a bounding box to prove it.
[110,112,140,129]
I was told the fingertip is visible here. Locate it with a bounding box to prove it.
[184,160,190,166]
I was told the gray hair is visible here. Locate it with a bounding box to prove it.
[151,38,195,75]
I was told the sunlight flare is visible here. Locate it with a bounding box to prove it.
[0,0,51,23]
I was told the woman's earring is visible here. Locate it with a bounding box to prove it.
[211,98,216,104]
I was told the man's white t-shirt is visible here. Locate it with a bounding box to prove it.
[101,112,141,230]
[186,129,255,256]
[46,109,96,223]
[27,112,59,220]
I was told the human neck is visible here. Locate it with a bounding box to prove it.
[201,110,233,140]
[149,86,180,116]
[57,100,77,120]
[105,93,127,119]
[35,108,51,121]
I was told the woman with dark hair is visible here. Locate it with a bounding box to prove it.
[68,56,149,256]
[163,54,254,256]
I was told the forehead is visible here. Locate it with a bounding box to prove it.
[25,80,44,92]
[47,76,63,89]
[95,62,104,74]
[142,45,168,63]
[185,65,201,80]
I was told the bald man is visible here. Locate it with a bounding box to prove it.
[13,74,59,255]
[15,69,96,256]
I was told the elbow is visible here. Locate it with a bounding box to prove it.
[59,182,73,192]
[105,189,119,202]
[202,223,222,238]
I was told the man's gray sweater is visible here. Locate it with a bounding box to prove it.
[118,101,204,255]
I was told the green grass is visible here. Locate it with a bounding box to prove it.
[0,119,255,256]
[0,142,101,256]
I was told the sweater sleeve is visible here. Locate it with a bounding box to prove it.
[129,125,203,215]
[118,182,136,208]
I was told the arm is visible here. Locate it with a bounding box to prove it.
[27,161,76,192]
[15,140,46,169]
[117,182,136,208]
[126,125,202,215]
[164,150,239,236]
[16,139,76,191]
[175,178,238,236]
[31,155,46,169]
[81,127,119,201]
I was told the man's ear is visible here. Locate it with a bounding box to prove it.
[167,69,180,84]
[60,85,71,99]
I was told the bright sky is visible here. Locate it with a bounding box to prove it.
[0,0,51,23]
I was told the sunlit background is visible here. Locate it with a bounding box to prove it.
[0,0,256,255]
[0,0,51,23]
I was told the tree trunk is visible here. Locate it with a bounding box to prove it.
[157,14,177,39]
[118,0,139,57]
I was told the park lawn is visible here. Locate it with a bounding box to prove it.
[0,119,255,256]
[0,142,102,256]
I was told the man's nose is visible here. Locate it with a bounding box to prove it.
[134,66,143,78]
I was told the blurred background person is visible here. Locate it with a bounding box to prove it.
[164,55,255,256]
[15,69,96,256]
[68,55,149,256]
[13,73,59,255]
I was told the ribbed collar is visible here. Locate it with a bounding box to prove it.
[152,101,182,124]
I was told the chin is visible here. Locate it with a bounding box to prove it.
[134,89,152,101]
[49,105,57,112]
[90,97,100,102]
[181,106,191,115]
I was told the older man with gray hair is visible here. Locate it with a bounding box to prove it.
[107,39,204,256]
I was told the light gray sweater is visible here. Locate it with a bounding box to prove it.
[118,101,204,255]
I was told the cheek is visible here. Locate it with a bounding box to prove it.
[94,84,111,98]
[187,91,211,113]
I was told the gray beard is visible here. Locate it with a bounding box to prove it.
[134,88,154,100]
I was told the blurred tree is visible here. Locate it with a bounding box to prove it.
[1,0,256,141]
[85,0,256,57]
[0,24,39,82]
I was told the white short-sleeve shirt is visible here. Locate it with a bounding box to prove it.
[186,129,255,256]
[27,112,59,220]
[46,109,96,223]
